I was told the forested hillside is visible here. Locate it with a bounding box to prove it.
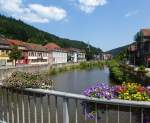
[107,45,129,56]
[0,15,102,55]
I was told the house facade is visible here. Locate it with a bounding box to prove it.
[67,48,86,63]
[8,39,49,65]
[44,43,67,64]
[0,36,11,66]
[24,43,48,65]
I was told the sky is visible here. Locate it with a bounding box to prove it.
[0,0,150,51]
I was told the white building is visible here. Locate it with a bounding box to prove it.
[24,43,49,65]
[67,48,86,63]
[44,43,67,64]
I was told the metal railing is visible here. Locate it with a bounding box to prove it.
[0,87,150,123]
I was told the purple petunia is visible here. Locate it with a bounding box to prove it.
[83,82,115,100]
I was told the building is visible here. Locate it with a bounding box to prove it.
[8,39,28,65]
[24,43,48,65]
[44,43,67,64]
[67,48,86,63]
[8,39,49,65]
[0,36,11,66]
[133,29,150,67]
[128,42,137,65]
[128,29,150,67]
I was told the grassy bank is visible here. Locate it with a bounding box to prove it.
[49,61,106,75]
[107,60,149,84]
[107,60,124,83]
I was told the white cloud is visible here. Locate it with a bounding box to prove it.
[29,4,67,21]
[125,10,139,17]
[78,0,107,13]
[0,0,67,23]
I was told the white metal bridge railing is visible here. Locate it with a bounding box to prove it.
[0,87,150,123]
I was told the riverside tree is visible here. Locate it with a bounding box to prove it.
[9,45,22,66]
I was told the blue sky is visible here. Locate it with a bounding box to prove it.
[0,0,150,51]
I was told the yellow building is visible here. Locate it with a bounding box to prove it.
[0,36,11,66]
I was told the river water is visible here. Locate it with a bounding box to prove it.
[0,67,142,123]
[52,67,111,93]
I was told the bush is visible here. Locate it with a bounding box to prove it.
[3,72,54,89]
[138,65,147,73]
[108,60,124,82]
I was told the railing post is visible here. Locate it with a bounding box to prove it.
[21,91,25,123]
[106,105,109,123]
[75,99,78,123]
[129,106,132,123]
[16,92,20,123]
[95,103,98,123]
[40,95,44,123]
[27,95,31,123]
[55,96,58,123]
[141,108,143,123]
[6,89,10,123]
[1,88,5,123]
[11,90,14,123]
[117,105,120,123]
[33,94,37,123]
[84,103,87,120]
[63,97,69,123]
[48,95,51,123]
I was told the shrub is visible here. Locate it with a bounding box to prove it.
[3,72,54,89]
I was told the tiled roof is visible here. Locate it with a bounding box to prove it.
[141,29,150,36]
[8,39,25,46]
[0,36,11,49]
[0,36,10,45]
[44,43,67,52]
[24,42,47,52]
[8,39,47,52]
[44,43,60,50]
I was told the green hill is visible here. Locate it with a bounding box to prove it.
[106,45,129,56]
[0,15,102,55]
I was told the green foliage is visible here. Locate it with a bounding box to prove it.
[108,60,124,83]
[138,65,146,72]
[9,45,22,65]
[3,72,54,89]
[0,15,102,56]
[114,49,128,62]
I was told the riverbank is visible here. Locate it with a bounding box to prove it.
[49,61,106,75]
[107,59,150,85]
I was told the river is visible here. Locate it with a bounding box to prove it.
[52,67,111,93]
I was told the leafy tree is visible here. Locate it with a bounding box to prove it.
[9,45,22,66]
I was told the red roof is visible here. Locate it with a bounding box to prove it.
[23,42,47,52]
[8,39,25,46]
[141,29,150,36]
[44,43,60,50]
[8,39,47,52]
[8,39,27,50]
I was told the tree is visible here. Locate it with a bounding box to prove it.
[9,45,22,66]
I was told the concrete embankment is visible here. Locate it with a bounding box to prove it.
[0,63,79,80]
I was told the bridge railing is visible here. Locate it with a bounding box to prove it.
[0,87,150,123]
